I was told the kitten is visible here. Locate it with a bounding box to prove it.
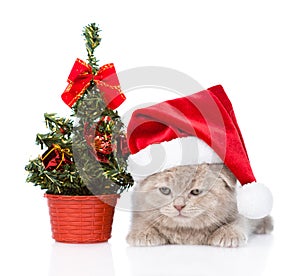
[126,163,273,247]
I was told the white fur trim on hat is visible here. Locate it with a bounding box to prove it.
[236,182,273,219]
[128,136,222,182]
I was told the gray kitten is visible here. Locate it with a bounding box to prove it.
[127,163,273,247]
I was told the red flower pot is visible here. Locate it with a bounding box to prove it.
[45,194,119,243]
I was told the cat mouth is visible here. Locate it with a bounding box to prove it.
[175,213,189,218]
[163,212,189,218]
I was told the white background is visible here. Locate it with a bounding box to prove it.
[1,0,299,275]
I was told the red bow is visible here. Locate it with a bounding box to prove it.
[61,58,126,109]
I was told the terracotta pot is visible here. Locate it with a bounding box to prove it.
[44,194,119,243]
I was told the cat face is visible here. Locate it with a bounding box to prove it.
[134,163,237,229]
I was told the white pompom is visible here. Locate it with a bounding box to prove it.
[236,182,273,219]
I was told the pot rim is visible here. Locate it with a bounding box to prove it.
[44,193,120,200]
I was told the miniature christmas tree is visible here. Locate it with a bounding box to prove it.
[25,23,133,195]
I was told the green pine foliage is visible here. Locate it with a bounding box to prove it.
[83,23,101,74]
[25,23,134,195]
[25,113,92,195]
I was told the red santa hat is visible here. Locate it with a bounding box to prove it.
[126,85,273,219]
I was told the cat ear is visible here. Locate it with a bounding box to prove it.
[209,164,237,189]
[221,167,237,190]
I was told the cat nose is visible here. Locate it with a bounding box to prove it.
[174,205,185,211]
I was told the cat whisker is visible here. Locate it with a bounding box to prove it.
[144,214,165,231]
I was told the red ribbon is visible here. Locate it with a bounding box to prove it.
[61,58,126,109]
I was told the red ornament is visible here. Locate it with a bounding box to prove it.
[41,144,72,170]
[59,127,66,134]
[117,134,130,158]
[84,119,116,163]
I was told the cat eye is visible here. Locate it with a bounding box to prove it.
[159,187,171,195]
[190,189,203,196]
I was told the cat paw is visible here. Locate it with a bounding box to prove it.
[208,228,247,248]
[254,216,274,234]
[126,230,167,247]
